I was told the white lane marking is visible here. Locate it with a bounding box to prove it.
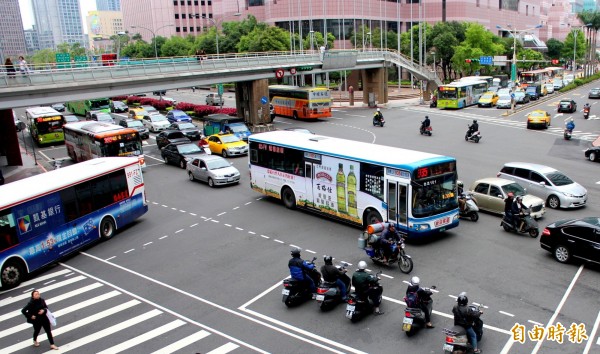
[43,280,56,285]
[289,244,300,248]
[190,213,197,216]
[531,264,584,354]
[162,204,168,207]
[150,330,211,354]
[211,219,219,223]
[143,242,153,246]
[232,206,240,210]
[347,114,366,118]
[175,229,184,234]
[305,249,316,254]
[190,223,198,227]
[472,302,489,309]
[124,249,135,254]
[248,231,256,235]
[244,202,252,205]
[380,273,394,279]
[159,235,168,240]
[96,319,186,354]
[217,212,227,216]
[583,310,600,353]
[528,320,543,326]
[261,235,270,239]
[105,256,116,261]
[224,224,232,227]
[499,311,515,317]
[0,276,86,307]
[448,295,458,299]
[171,207,177,210]
[206,343,240,354]
[596,181,600,185]
[274,239,284,243]
[151,202,158,205]
[179,209,186,213]
[145,154,163,162]
[235,227,244,231]
[0,269,72,295]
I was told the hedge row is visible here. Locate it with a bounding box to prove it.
[111,95,237,118]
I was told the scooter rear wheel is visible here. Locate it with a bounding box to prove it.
[469,212,479,222]
[502,223,511,232]
[529,228,539,238]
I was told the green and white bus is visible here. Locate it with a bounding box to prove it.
[437,80,488,109]
[65,98,111,117]
[25,107,65,145]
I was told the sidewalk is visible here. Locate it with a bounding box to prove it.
[0,147,47,185]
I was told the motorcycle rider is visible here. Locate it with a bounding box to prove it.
[373,108,384,124]
[504,192,515,229]
[584,102,591,113]
[320,255,348,301]
[452,293,482,354]
[405,276,434,328]
[288,247,317,293]
[421,115,431,131]
[566,118,575,133]
[457,181,466,212]
[377,223,402,264]
[352,261,384,315]
[512,196,526,231]
[467,120,479,138]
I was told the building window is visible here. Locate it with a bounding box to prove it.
[499,0,519,11]
[183,27,188,32]
[190,27,194,32]
[207,0,212,4]
[194,0,198,4]
[249,0,264,5]
[180,0,184,4]
[176,27,181,32]
[476,0,480,7]
[526,4,528,15]
[175,14,179,19]
[201,1,205,4]
[174,0,178,4]
[196,26,201,32]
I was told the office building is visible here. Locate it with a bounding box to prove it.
[86,11,124,52]
[32,0,85,50]
[24,28,40,55]
[97,0,121,11]
[0,0,27,63]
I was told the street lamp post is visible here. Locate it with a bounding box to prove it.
[571,23,592,76]
[201,13,241,57]
[116,31,127,60]
[496,24,542,83]
[130,24,174,59]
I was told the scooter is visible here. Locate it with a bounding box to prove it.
[584,108,590,119]
[458,193,479,222]
[420,123,433,136]
[465,126,482,143]
[430,97,438,108]
[345,271,383,322]
[364,236,413,274]
[500,208,539,238]
[373,115,385,127]
[315,262,351,311]
[443,303,484,354]
[564,128,573,140]
[282,257,322,307]
[402,286,436,337]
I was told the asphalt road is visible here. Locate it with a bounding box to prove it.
[2,84,600,353]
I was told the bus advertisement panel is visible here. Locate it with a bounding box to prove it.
[248,131,459,238]
[0,157,147,288]
[269,85,332,119]
[65,98,111,117]
[25,107,65,145]
[64,121,146,168]
[437,80,488,109]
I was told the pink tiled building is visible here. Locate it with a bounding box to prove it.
[122,0,581,48]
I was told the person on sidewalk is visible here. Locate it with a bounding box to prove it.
[21,290,58,350]
[5,58,16,78]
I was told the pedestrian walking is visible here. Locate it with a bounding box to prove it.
[5,58,16,78]
[21,290,59,350]
[18,56,29,75]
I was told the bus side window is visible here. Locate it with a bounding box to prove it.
[75,182,93,216]
[60,187,79,222]
[0,210,18,252]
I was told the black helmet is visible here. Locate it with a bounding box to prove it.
[323,255,333,265]
[473,119,478,123]
[290,247,301,257]
[457,292,468,306]
[425,115,429,119]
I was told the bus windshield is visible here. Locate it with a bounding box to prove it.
[36,120,64,134]
[91,99,111,110]
[412,174,458,218]
[102,140,143,157]
[439,88,458,99]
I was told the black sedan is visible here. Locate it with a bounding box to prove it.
[557,99,577,113]
[110,101,129,113]
[160,142,209,168]
[540,217,600,264]
[169,122,202,141]
[51,103,65,112]
[156,130,191,149]
[588,88,600,99]
[585,145,600,162]
[514,91,530,104]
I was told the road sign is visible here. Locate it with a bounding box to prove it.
[290,67,297,75]
[479,56,493,65]
[261,96,268,105]
[217,84,224,95]
[275,69,284,79]
[510,93,515,99]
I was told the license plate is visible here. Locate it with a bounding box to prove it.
[403,317,413,324]
[443,344,454,352]
[402,323,412,331]
[435,217,450,227]
[228,178,234,182]
[316,295,325,301]
[281,289,290,295]
[346,305,355,312]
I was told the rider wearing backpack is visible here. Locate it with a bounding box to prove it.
[405,276,434,328]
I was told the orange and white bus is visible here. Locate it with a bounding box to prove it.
[269,85,332,120]
[64,121,146,168]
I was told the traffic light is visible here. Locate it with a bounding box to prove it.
[551,59,559,65]
[465,59,472,63]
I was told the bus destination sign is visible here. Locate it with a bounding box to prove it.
[37,116,63,122]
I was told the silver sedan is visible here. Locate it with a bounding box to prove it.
[186,155,241,187]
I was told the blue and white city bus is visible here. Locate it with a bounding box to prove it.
[248,131,459,238]
[0,157,148,288]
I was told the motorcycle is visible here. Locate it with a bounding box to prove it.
[442,303,484,354]
[500,207,539,238]
[430,96,438,108]
[345,271,383,322]
[458,193,479,222]
[373,114,385,127]
[402,286,436,337]
[315,262,351,311]
[564,128,573,140]
[282,257,322,307]
[465,126,482,143]
[364,236,413,274]
[584,108,590,119]
[420,123,433,136]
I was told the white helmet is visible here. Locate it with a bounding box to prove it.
[376,108,381,112]
[410,276,420,286]
[358,261,367,270]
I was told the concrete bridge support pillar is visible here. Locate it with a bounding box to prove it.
[361,67,388,107]
[235,79,270,128]
[0,109,22,166]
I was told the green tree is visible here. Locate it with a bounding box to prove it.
[429,21,466,81]
[55,42,87,57]
[30,48,56,65]
[121,40,153,58]
[238,25,290,52]
[161,35,194,56]
[451,23,504,76]
[517,49,545,70]
[562,30,586,66]
[546,38,564,61]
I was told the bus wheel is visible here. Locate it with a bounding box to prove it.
[100,217,116,240]
[363,209,383,229]
[1,259,25,289]
[292,111,299,120]
[282,187,297,209]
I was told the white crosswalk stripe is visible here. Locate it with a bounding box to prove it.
[0,269,243,353]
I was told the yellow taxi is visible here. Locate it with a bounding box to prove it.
[477,92,499,107]
[128,107,149,120]
[526,110,551,129]
[204,133,249,157]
